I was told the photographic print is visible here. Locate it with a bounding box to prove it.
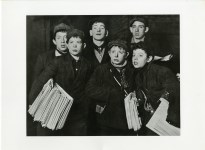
[26,15,180,136]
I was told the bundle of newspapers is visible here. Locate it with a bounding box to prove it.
[28,79,73,130]
[146,98,180,136]
[124,92,142,131]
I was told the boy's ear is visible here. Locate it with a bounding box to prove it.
[105,30,109,37]
[52,39,57,45]
[108,50,111,57]
[145,27,149,33]
[89,30,93,36]
[83,43,86,49]
[129,27,133,33]
[147,56,153,63]
[125,52,129,58]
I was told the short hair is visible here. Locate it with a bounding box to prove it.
[53,23,73,39]
[88,17,108,30]
[108,39,128,52]
[67,29,85,43]
[129,17,148,27]
[131,42,153,57]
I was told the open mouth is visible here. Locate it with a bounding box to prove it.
[114,59,119,62]
[133,62,138,65]
[72,49,78,52]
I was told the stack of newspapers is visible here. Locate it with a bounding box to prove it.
[146,98,180,136]
[124,92,142,131]
[28,79,73,130]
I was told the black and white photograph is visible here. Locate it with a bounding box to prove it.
[1,0,205,150]
[27,15,180,136]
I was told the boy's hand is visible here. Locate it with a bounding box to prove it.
[176,73,180,81]
[154,54,173,61]
[160,54,173,61]
[49,78,54,88]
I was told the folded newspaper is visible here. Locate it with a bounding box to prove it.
[146,98,180,136]
[124,92,142,131]
[28,79,73,130]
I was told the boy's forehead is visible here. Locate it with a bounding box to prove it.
[68,36,82,41]
[92,22,105,27]
[133,48,146,53]
[56,31,67,35]
[110,46,125,51]
[132,21,145,26]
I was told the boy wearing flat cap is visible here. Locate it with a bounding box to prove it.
[33,23,73,80]
[83,17,110,70]
[129,17,179,75]
[86,39,137,136]
[83,17,110,135]
[29,29,92,136]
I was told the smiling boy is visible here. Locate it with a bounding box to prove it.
[83,17,110,70]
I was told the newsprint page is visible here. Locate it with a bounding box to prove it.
[1,0,205,150]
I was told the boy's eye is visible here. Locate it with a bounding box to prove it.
[139,25,145,29]
[119,51,125,54]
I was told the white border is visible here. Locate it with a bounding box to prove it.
[2,1,205,150]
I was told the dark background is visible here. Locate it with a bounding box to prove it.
[27,15,179,135]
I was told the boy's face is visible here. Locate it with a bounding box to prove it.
[67,37,84,56]
[109,46,128,65]
[90,22,108,41]
[130,21,148,40]
[53,31,67,52]
[132,49,151,68]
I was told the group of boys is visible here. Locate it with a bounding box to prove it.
[29,16,180,136]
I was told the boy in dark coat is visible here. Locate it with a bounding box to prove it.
[132,43,180,135]
[128,17,179,75]
[29,29,92,136]
[33,23,73,80]
[86,40,137,136]
[82,17,110,135]
[83,17,110,70]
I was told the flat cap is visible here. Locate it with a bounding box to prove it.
[129,17,148,27]
[108,39,128,52]
[53,23,71,34]
[88,17,108,29]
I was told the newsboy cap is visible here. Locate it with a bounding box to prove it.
[129,17,148,27]
[108,39,128,52]
[53,23,71,34]
[88,17,108,29]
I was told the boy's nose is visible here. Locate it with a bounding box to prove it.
[62,38,66,43]
[73,43,77,47]
[135,27,139,32]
